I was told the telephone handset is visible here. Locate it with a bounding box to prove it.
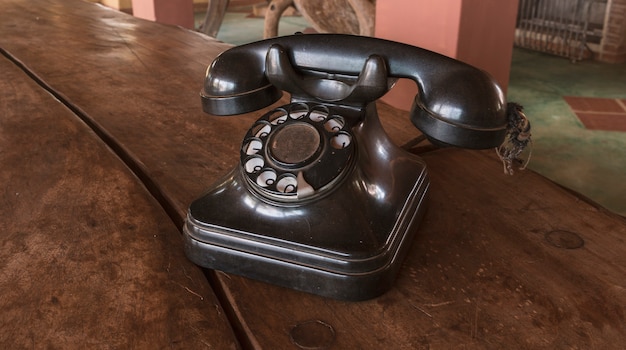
[184,34,508,301]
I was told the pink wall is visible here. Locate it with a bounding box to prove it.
[457,0,519,91]
[375,0,519,110]
[131,0,194,29]
[375,0,463,58]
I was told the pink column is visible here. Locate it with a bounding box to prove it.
[131,0,195,29]
[375,0,519,110]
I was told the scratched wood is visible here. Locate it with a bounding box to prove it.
[1,0,624,348]
[215,149,626,349]
[0,55,238,348]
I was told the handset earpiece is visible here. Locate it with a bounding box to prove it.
[409,68,508,149]
[200,48,282,116]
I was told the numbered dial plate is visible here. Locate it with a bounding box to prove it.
[240,103,354,201]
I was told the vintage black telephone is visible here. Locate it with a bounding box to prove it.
[183,34,508,301]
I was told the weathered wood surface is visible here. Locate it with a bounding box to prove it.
[1,0,625,348]
[0,56,239,348]
[213,149,626,349]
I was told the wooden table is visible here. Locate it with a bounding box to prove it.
[1,1,625,348]
[0,30,237,350]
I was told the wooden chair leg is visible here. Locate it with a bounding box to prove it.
[263,0,294,38]
[347,0,375,36]
[199,0,230,37]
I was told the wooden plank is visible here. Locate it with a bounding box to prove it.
[1,0,624,348]
[0,0,252,220]
[214,149,626,349]
[0,56,239,348]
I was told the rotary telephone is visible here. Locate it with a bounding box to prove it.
[183,34,508,301]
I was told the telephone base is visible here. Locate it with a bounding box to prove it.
[183,159,429,301]
[185,33,509,300]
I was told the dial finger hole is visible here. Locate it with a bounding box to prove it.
[324,116,345,133]
[251,122,272,138]
[242,138,263,155]
[276,174,298,193]
[244,156,264,173]
[330,131,352,149]
[309,110,328,122]
[256,169,277,187]
[311,105,329,114]
[288,103,309,119]
[268,109,289,125]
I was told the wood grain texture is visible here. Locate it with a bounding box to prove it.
[0,0,254,220]
[0,55,238,348]
[213,149,626,349]
[1,1,624,348]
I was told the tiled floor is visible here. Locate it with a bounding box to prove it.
[563,96,626,132]
[199,7,626,217]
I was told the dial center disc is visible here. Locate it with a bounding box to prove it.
[269,122,321,165]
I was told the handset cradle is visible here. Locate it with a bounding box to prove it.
[184,34,508,301]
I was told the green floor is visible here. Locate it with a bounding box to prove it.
[508,49,626,217]
[195,9,311,46]
[201,9,626,217]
